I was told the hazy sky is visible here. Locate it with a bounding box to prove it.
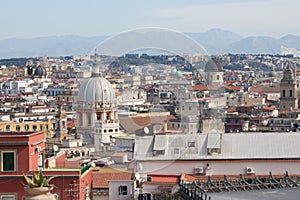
[1,0,299,40]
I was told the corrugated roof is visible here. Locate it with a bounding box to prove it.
[153,135,167,150]
[134,133,300,161]
[207,133,221,149]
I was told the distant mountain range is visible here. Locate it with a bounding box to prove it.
[1,29,300,58]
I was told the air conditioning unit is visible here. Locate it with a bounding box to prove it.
[245,167,255,174]
[194,167,205,174]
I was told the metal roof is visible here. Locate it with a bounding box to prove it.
[134,132,300,161]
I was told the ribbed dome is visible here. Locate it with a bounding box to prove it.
[205,58,223,72]
[34,66,47,76]
[77,76,116,104]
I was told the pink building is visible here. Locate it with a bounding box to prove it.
[0,131,92,200]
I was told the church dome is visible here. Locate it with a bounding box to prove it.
[205,58,223,72]
[77,75,116,104]
[34,65,47,76]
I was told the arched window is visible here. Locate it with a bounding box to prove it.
[6,125,10,131]
[25,125,29,131]
[16,125,20,131]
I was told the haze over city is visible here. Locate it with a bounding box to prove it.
[1,1,300,200]
[1,0,300,40]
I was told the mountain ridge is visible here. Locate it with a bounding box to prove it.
[0,29,299,58]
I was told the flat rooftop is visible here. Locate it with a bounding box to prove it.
[0,131,42,136]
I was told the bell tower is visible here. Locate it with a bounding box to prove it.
[279,63,298,111]
[55,103,68,140]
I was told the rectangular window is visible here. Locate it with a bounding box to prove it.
[188,142,195,147]
[118,185,128,195]
[1,195,15,200]
[234,118,239,124]
[1,151,16,172]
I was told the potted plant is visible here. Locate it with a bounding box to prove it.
[23,171,58,200]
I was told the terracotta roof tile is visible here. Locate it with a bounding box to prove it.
[224,85,242,91]
[262,105,277,111]
[249,87,263,93]
[180,173,196,182]
[92,171,132,189]
[188,85,208,91]
[147,174,179,184]
[227,106,237,113]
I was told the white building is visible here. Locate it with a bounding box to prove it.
[134,132,300,178]
[76,72,120,152]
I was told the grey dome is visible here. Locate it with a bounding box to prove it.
[77,76,116,103]
[34,66,47,76]
[205,58,223,72]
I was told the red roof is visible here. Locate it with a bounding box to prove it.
[188,85,208,91]
[145,174,180,184]
[180,174,196,182]
[224,85,242,91]
[227,106,237,113]
[23,92,34,95]
[262,105,277,111]
[146,174,180,184]
[249,87,263,93]
[92,171,132,188]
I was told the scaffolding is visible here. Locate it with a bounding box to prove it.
[180,171,300,200]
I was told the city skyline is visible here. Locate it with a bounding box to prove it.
[1,0,300,40]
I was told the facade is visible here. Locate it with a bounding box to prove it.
[109,180,133,200]
[0,119,51,134]
[0,131,92,200]
[92,168,133,200]
[134,132,300,177]
[279,63,298,111]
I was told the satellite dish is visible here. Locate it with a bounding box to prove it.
[53,145,59,152]
[143,127,149,134]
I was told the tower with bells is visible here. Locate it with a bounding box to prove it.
[76,51,120,152]
[279,63,298,111]
[55,103,68,140]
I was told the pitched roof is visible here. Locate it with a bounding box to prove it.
[224,85,242,91]
[188,85,208,91]
[249,87,263,93]
[262,105,277,111]
[92,170,132,189]
[119,114,171,133]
